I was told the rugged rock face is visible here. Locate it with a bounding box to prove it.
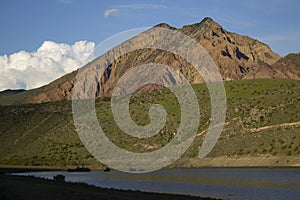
[181,17,281,80]
[3,17,300,104]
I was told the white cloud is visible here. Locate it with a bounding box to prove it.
[104,8,119,18]
[0,40,95,91]
[104,4,166,18]
[119,4,167,9]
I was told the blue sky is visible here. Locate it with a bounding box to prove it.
[1,0,300,56]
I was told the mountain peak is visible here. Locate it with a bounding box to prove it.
[154,23,176,30]
[181,17,221,31]
[154,17,219,31]
[199,17,221,28]
[201,17,214,23]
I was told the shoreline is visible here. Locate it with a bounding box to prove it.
[0,174,218,200]
[173,155,300,168]
[0,165,65,174]
[1,165,299,200]
[1,163,300,175]
[2,155,299,172]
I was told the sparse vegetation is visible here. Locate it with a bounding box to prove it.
[0,78,299,167]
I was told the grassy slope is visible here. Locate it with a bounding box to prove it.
[0,79,299,168]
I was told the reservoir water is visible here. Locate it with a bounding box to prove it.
[14,167,300,200]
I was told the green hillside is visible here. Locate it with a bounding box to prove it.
[0,79,299,168]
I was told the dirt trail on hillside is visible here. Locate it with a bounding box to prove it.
[197,120,300,137]
[249,121,300,133]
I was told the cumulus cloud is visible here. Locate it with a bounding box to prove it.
[0,40,95,91]
[104,8,119,18]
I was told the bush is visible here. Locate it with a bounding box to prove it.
[53,174,65,182]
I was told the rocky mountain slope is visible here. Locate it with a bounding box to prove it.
[0,17,299,105]
[180,17,281,79]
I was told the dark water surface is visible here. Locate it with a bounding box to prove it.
[15,168,300,200]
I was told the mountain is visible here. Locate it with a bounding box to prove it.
[2,17,299,105]
[0,17,299,168]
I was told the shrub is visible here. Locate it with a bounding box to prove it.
[53,174,65,182]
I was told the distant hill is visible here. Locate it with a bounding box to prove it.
[1,17,299,105]
[271,52,300,80]
[0,89,25,97]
